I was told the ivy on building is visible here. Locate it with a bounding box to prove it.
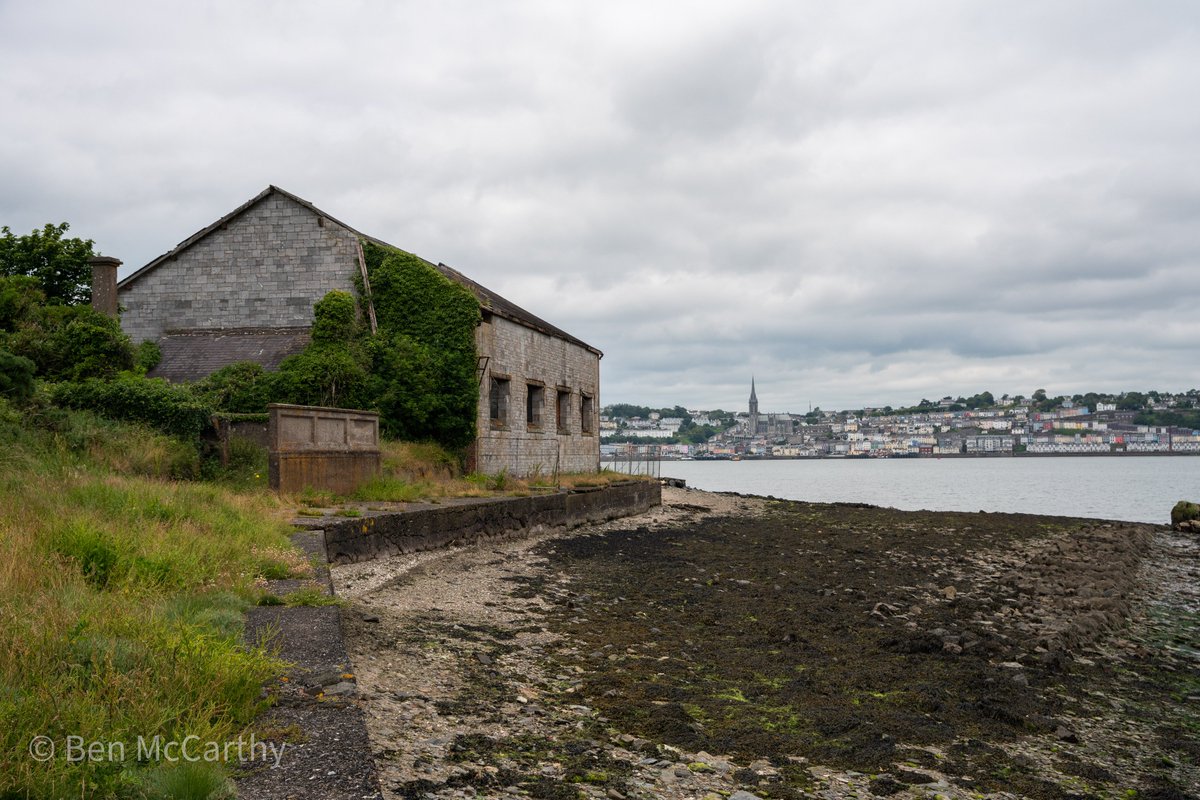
[2,233,482,453]
[361,242,480,448]
[192,243,482,452]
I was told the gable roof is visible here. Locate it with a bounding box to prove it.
[119,185,601,356]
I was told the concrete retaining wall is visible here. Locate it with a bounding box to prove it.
[269,404,381,494]
[324,480,661,564]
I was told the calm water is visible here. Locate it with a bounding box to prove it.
[656,457,1200,524]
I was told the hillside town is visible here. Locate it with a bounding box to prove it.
[601,383,1200,459]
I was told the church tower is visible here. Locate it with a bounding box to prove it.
[749,377,759,436]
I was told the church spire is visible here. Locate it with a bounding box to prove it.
[749,377,759,417]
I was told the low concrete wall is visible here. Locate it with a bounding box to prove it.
[229,419,270,448]
[268,404,381,494]
[209,418,271,467]
[324,480,661,564]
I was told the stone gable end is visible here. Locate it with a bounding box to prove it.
[119,194,359,342]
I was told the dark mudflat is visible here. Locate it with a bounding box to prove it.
[516,500,1197,798]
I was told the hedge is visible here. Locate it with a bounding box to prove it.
[51,376,214,440]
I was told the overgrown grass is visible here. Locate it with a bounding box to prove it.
[323,440,648,506]
[0,399,299,798]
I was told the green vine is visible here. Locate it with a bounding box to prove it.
[187,244,481,452]
[360,242,480,449]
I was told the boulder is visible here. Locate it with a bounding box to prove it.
[1171,500,1200,531]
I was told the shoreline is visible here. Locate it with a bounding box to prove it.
[603,450,1200,461]
[334,487,1199,799]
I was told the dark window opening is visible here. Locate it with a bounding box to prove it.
[490,377,509,427]
[557,390,571,434]
[581,394,594,433]
[526,384,544,428]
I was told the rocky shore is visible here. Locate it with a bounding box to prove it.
[335,488,1199,799]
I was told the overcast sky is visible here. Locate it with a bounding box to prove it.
[2,1,1198,411]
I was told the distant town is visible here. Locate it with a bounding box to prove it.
[601,383,1200,459]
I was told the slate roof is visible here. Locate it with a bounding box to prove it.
[431,258,598,355]
[147,328,311,383]
[121,185,602,357]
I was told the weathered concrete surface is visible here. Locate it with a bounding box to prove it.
[324,480,661,564]
[237,530,381,800]
[268,404,381,494]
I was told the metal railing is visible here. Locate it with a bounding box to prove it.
[604,444,662,478]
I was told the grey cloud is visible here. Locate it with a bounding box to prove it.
[2,1,1198,410]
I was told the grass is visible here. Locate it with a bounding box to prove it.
[319,440,646,507]
[0,399,301,798]
[0,397,645,796]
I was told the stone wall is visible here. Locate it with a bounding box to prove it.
[475,313,600,476]
[323,480,659,564]
[118,193,360,342]
[269,404,381,495]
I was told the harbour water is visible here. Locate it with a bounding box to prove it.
[655,456,1200,524]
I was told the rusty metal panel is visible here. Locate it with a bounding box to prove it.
[268,404,381,494]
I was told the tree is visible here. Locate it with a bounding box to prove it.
[0,223,95,305]
[0,276,45,330]
[5,303,134,381]
[605,403,654,419]
[964,391,994,410]
[0,275,135,381]
[1032,389,1047,403]
[1118,391,1147,411]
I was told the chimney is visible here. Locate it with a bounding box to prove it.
[89,256,121,316]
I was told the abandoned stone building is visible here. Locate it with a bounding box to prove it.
[112,185,602,475]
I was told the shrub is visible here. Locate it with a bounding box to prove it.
[135,339,162,373]
[366,333,438,438]
[50,376,213,440]
[0,347,35,401]
[6,303,135,380]
[273,343,368,409]
[311,289,359,344]
[192,361,274,414]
